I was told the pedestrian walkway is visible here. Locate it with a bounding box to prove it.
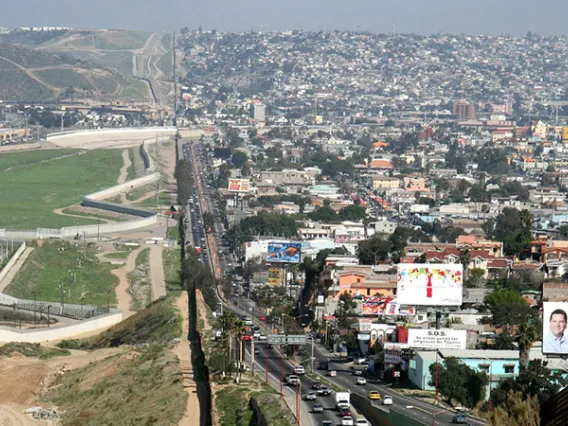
[0,247,34,293]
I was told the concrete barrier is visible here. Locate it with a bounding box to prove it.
[85,172,160,201]
[140,140,155,174]
[0,312,124,343]
[47,127,177,149]
[0,242,26,286]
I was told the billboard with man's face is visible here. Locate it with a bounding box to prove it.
[543,302,568,355]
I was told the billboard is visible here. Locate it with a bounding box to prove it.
[543,302,568,355]
[407,329,467,350]
[267,242,301,263]
[359,318,372,332]
[362,296,393,315]
[268,268,282,287]
[563,126,568,142]
[397,264,463,306]
[228,179,250,193]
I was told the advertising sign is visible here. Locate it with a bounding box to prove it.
[358,333,371,341]
[228,178,250,193]
[543,302,568,355]
[563,126,568,142]
[267,242,301,263]
[397,264,463,306]
[407,329,467,350]
[317,295,325,304]
[362,296,393,315]
[385,300,416,316]
[359,318,372,332]
[268,268,282,287]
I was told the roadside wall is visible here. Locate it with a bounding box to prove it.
[0,242,26,286]
[140,141,155,174]
[61,215,158,238]
[0,312,123,343]
[47,127,177,149]
[85,172,160,201]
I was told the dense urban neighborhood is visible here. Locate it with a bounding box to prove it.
[2,27,568,426]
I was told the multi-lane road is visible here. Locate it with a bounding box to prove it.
[181,139,486,426]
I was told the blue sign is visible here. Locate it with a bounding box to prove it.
[267,242,301,263]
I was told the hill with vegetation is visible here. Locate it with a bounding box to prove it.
[0,41,150,102]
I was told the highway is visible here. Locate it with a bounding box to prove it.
[181,138,486,426]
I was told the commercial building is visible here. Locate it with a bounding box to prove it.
[453,100,476,120]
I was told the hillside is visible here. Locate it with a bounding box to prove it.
[38,29,175,105]
[0,42,150,102]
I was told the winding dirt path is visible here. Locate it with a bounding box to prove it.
[171,292,200,426]
[111,246,144,318]
[149,245,166,300]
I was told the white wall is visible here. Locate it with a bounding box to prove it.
[85,172,160,201]
[0,312,123,343]
[47,127,176,149]
[0,242,26,286]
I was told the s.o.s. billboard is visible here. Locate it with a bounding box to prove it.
[407,328,466,350]
[267,242,301,263]
[397,264,463,306]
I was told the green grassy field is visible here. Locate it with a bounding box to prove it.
[126,148,136,180]
[0,149,122,229]
[4,240,118,306]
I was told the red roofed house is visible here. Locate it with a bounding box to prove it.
[369,159,393,170]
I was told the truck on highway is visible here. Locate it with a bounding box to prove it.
[335,391,351,410]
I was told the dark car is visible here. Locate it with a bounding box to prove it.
[452,414,468,424]
[311,382,322,389]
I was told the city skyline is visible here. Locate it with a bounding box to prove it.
[0,0,567,35]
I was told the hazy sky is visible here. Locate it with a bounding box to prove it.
[0,0,567,35]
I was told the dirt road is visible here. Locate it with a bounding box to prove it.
[149,244,166,300]
[171,292,200,426]
[111,246,144,317]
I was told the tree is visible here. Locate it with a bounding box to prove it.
[559,224,568,238]
[232,151,248,168]
[357,235,391,265]
[336,293,357,329]
[338,205,367,222]
[482,290,534,330]
[241,162,251,177]
[489,391,540,426]
[516,322,538,371]
[308,206,337,223]
[429,357,488,408]
[486,208,533,257]
[491,359,567,409]
[202,212,214,232]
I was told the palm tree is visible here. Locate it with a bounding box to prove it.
[516,322,537,371]
[217,312,241,376]
[459,249,471,282]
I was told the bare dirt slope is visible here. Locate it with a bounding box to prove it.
[171,292,200,426]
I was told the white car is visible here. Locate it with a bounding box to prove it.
[382,396,393,406]
[356,377,367,385]
[295,365,305,375]
[355,420,369,426]
[341,416,354,426]
[258,334,267,341]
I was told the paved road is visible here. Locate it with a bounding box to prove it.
[183,138,489,426]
